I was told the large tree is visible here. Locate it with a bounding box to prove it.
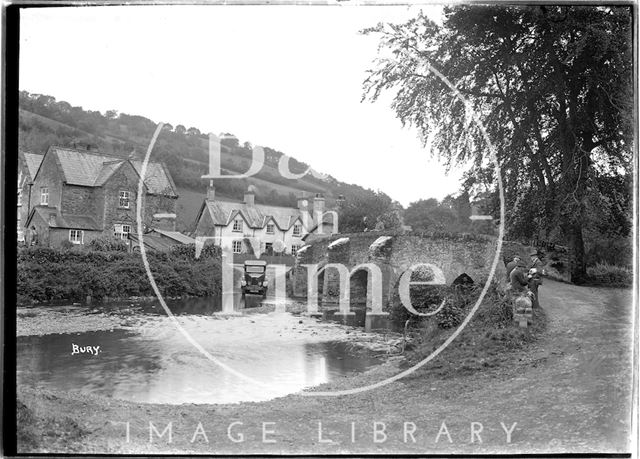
[363,5,632,282]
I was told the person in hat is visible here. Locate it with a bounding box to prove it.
[509,260,529,295]
[528,250,546,307]
[529,250,546,272]
[505,255,521,281]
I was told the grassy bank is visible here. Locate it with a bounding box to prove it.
[389,273,548,379]
[17,244,222,305]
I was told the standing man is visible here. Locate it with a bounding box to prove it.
[528,250,546,307]
[505,255,521,281]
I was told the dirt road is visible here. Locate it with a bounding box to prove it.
[18,281,634,454]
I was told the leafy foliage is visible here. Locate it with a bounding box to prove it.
[363,6,633,280]
[586,262,632,287]
[338,190,402,232]
[88,237,129,252]
[17,245,221,304]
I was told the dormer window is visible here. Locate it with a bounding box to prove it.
[293,223,302,237]
[266,223,275,234]
[119,190,130,209]
[232,219,243,232]
[40,187,49,205]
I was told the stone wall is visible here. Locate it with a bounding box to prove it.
[292,231,505,311]
[49,228,103,247]
[61,185,98,216]
[31,152,62,209]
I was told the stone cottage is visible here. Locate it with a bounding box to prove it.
[17,150,45,242]
[193,183,338,256]
[23,145,178,248]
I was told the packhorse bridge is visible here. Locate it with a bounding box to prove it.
[291,231,505,330]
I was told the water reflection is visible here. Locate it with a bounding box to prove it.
[17,328,379,405]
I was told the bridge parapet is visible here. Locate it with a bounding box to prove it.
[292,231,504,311]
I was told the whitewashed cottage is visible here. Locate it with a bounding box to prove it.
[193,183,338,256]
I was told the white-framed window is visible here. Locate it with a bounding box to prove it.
[17,221,24,242]
[69,229,84,244]
[17,170,23,206]
[232,219,243,232]
[114,224,132,240]
[232,240,243,254]
[293,223,302,237]
[119,190,130,209]
[266,223,275,234]
[40,187,49,205]
[291,244,300,256]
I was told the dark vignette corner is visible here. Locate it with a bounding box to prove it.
[3,3,20,457]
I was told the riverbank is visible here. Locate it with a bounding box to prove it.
[16,282,632,454]
[17,303,405,353]
[17,306,128,336]
[17,301,547,453]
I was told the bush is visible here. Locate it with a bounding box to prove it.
[436,284,475,329]
[16,245,222,304]
[586,262,632,287]
[389,272,449,329]
[88,237,128,252]
[59,240,75,251]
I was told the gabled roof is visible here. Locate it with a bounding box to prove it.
[26,206,101,231]
[130,160,178,196]
[37,146,177,197]
[201,200,311,231]
[94,160,125,186]
[52,147,116,186]
[20,151,44,181]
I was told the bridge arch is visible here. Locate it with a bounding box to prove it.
[292,231,501,314]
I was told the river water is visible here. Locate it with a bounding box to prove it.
[17,297,382,405]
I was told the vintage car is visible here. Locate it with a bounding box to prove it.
[240,259,268,298]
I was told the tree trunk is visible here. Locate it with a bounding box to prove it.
[568,223,587,284]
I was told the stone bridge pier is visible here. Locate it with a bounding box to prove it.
[291,231,503,332]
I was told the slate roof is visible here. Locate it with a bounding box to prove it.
[129,230,194,251]
[202,200,308,230]
[151,229,195,244]
[21,151,44,181]
[43,146,177,196]
[27,206,101,231]
[128,232,179,252]
[130,160,178,196]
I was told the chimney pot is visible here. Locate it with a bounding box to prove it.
[313,193,325,215]
[244,189,255,206]
[207,180,216,201]
[297,193,309,211]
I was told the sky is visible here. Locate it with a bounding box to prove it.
[19,4,465,206]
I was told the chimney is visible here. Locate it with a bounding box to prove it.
[336,194,346,208]
[49,213,56,225]
[313,193,325,215]
[206,180,216,201]
[244,186,255,206]
[297,193,308,211]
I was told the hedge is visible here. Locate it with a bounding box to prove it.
[16,244,222,305]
